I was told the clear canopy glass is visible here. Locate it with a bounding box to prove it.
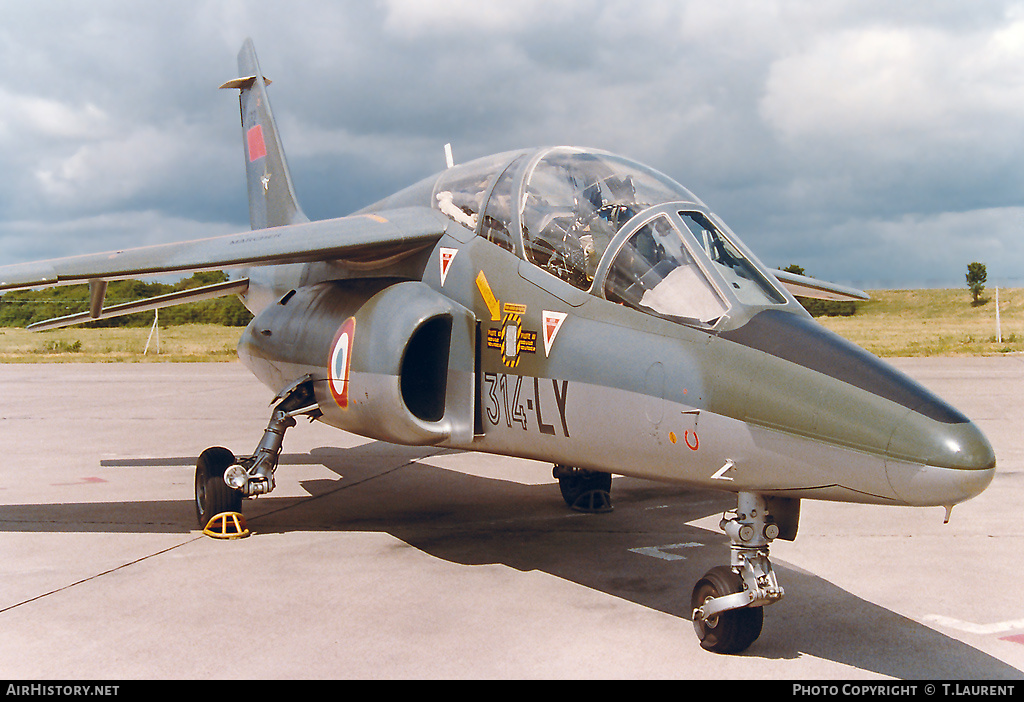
[379,145,787,328]
[677,211,786,308]
[518,148,700,291]
[604,215,729,324]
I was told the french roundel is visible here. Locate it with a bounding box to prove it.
[329,317,356,408]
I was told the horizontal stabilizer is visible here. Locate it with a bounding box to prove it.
[218,75,272,90]
[0,207,449,293]
[26,278,250,331]
[772,269,870,302]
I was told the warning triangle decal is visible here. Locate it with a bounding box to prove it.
[542,311,567,357]
[439,247,458,286]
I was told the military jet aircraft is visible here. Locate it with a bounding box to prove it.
[0,40,995,654]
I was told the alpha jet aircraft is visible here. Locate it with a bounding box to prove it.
[0,40,996,654]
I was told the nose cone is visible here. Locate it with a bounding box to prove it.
[886,412,996,506]
[719,310,997,506]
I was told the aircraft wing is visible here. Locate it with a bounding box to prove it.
[0,206,449,292]
[771,269,870,302]
[24,277,252,331]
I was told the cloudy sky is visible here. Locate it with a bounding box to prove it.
[3,0,1024,289]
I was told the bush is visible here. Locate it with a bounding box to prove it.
[44,339,82,353]
[797,298,858,317]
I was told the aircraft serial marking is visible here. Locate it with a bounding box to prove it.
[483,373,570,438]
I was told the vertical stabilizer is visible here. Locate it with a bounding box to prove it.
[220,38,308,230]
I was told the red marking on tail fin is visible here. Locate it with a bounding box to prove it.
[247,124,267,162]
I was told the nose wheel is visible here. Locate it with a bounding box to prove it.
[691,492,791,653]
[690,566,764,653]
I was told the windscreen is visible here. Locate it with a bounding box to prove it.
[604,215,728,324]
[677,211,787,306]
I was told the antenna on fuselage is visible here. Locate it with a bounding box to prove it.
[444,143,455,169]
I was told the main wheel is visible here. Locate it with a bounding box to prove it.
[554,465,612,512]
[195,446,242,528]
[690,566,764,654]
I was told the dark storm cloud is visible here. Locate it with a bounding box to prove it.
[2,0,1023,288]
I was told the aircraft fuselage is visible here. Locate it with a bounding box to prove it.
[237,220,994,510]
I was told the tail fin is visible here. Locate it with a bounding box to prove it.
[220,38,308,230]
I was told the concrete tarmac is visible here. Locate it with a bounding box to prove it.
[0,358,1022,680]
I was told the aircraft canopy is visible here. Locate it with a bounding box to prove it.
[367,146,788,326]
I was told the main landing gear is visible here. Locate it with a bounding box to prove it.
[691,492,791,654]
[553,464,613,513]
[194,377,319,529]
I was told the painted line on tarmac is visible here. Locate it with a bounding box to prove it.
[924,614,1024,635]
[51,477,107,486]
[629,542,704,561]
[0,538,201,615]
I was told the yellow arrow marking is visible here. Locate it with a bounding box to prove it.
[475,271,501,321]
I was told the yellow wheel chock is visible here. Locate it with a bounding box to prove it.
[203,511,250,539]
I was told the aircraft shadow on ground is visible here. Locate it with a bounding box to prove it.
[2,441,1020,679]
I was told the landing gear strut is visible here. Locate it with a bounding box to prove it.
[194,376,319,529]
[691,492,787,653]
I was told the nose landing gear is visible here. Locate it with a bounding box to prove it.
[194,377,320,529]
[691,492,792,653]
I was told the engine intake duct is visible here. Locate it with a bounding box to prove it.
[238,279,475,447]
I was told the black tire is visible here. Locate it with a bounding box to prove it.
[690,566,764,654]
[195,446,242,528]
[555,466,612,508]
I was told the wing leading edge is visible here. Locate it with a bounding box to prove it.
[0,207,449,293]
[25,278,251,332]
[771,268,870,302]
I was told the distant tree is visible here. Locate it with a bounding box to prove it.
[966,262,987,304]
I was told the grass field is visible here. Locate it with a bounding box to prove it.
[0,324,243,362]
[0,288,1020,361]
[816,287,1024,357]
